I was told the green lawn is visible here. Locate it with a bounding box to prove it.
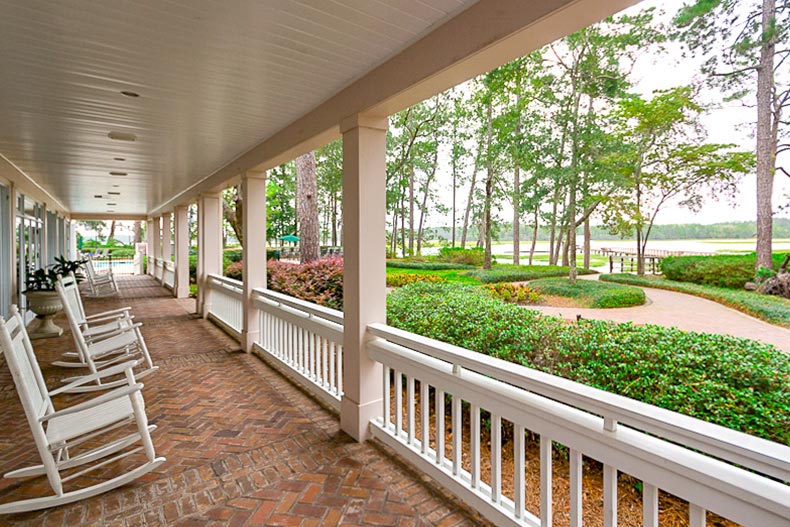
[600,274,790,328]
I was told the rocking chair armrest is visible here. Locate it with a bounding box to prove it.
[86,322,144,342]
[49,360,142,396]
[85,307,132,320]
[85,313,134,326]
[42,383,144,421]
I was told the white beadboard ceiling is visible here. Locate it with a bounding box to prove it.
[0,0,476,215]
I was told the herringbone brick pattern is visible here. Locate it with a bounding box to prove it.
[0,276,491,527]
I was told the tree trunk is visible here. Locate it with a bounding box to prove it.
[483,101,494,270]
[133,221,142,244]
[108,220,117,242]
[583,218,591,269]
[460,155,480,249]
[529,207,539,266]
[296,151,320,264]
[408,166,415,257]
[755,0,777,271]
[548,193,559,265]
[513,166,520,266]
[331,193,338,247]
[451,157,458,247]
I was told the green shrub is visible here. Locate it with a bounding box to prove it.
[600,273,790,327]
[387,282,790,444]
[224,261,243,280]
[484,283,541,304]
[466,265,595,284]
[386,273,448,288]
[437,247,486,266]
[661,253,788,289]
[529,278,645,308]
[386,260,474,270]
[224,248,243,263]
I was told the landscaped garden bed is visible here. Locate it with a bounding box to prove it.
[529,277,646,308]
[601,273,790,327]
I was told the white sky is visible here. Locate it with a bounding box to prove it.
[428,0,789,227]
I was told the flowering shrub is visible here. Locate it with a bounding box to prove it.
[386,273,448,288]
[484,283,541,304]
[268,258,344,310]
[224,261,243,280]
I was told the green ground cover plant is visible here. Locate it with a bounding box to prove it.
[386,260,474,270]
[483,283,542,304]
[437,246,486,266]
[387,282,790,444]
[465,264,595,284]
[385,267,481,286]
[661,253,788,289]
[529,278,645,308]
[386,273,448,288]
[600,273,790,327]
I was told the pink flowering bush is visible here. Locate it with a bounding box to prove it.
[268,257,344,310]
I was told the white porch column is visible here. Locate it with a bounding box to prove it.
[151,216,162,282]
[241,170,267,352]
[197,193,222,318]
[340,114,387,442]
[174,205,191,299]
[161,213,172,263]
[40,204,48,266]
[7,183,17,307]
[146,219,155,276]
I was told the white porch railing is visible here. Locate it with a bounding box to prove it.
[252,288,343,410]
[205,274,243,337]
[366,323,790,527]
[153,257,164,281]
[163,260,175,290]
[199,278,790,527]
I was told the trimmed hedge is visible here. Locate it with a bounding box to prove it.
[529,278,645,308]
[483,283,541,304]
[661,253,788,289]
[465,265,595,284]
[601,273,790,327]
[387,282,790,444]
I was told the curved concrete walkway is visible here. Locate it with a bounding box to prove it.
[528,276,790,353]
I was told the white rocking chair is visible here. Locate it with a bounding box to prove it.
[0,305,165,514]
[83,256,118,297]
[55,277,158,392]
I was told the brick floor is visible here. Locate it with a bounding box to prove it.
[0,276,492,527]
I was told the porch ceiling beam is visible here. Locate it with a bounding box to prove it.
[70,213,149,222]
[150,0,636,216]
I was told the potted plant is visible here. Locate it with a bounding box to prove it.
[24,256,86,339]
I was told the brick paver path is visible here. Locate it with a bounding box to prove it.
[0,276,489,527]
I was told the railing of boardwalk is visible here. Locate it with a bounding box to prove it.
[251,288,343,411]
[367,323,790,527]
[200,278,789,527]
[162,260,175,290]
[205,274,244,338]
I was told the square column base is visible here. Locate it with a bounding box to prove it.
[340,397,383,442]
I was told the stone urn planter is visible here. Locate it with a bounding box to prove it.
[24,290,64,339]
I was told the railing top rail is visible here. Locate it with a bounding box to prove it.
[207,273,244,294]
[252,288,343,325]
[368,322,790,480]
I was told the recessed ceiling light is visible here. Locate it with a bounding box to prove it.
[121,90,139,98]
[108,132,136,142]
[108,191,121,195]
[113,157,126,161]
[109,171,128,176]
[112,184,120,188]
[107,202,117,206]
[94,194,103,198]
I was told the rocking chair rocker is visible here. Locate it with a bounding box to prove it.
[0,306,165,514]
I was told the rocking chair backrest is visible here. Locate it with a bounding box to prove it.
[84,257,97,280]
[56,272,87,325]
[55,280,91,356]
[0,306,53,427]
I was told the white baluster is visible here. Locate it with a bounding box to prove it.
[452,395,461,476]
[471,405,480,489]
[642,483,658,527]
[435,389,445,465]
[603,464,617,527]
[514,424,525,519]
[491,413,501,504]
[420,381,429,455]
[689,504,706,527]
[407,376,415,446]
[394,370,403,436]
[570,449,582,527]
[540,436,552,527]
